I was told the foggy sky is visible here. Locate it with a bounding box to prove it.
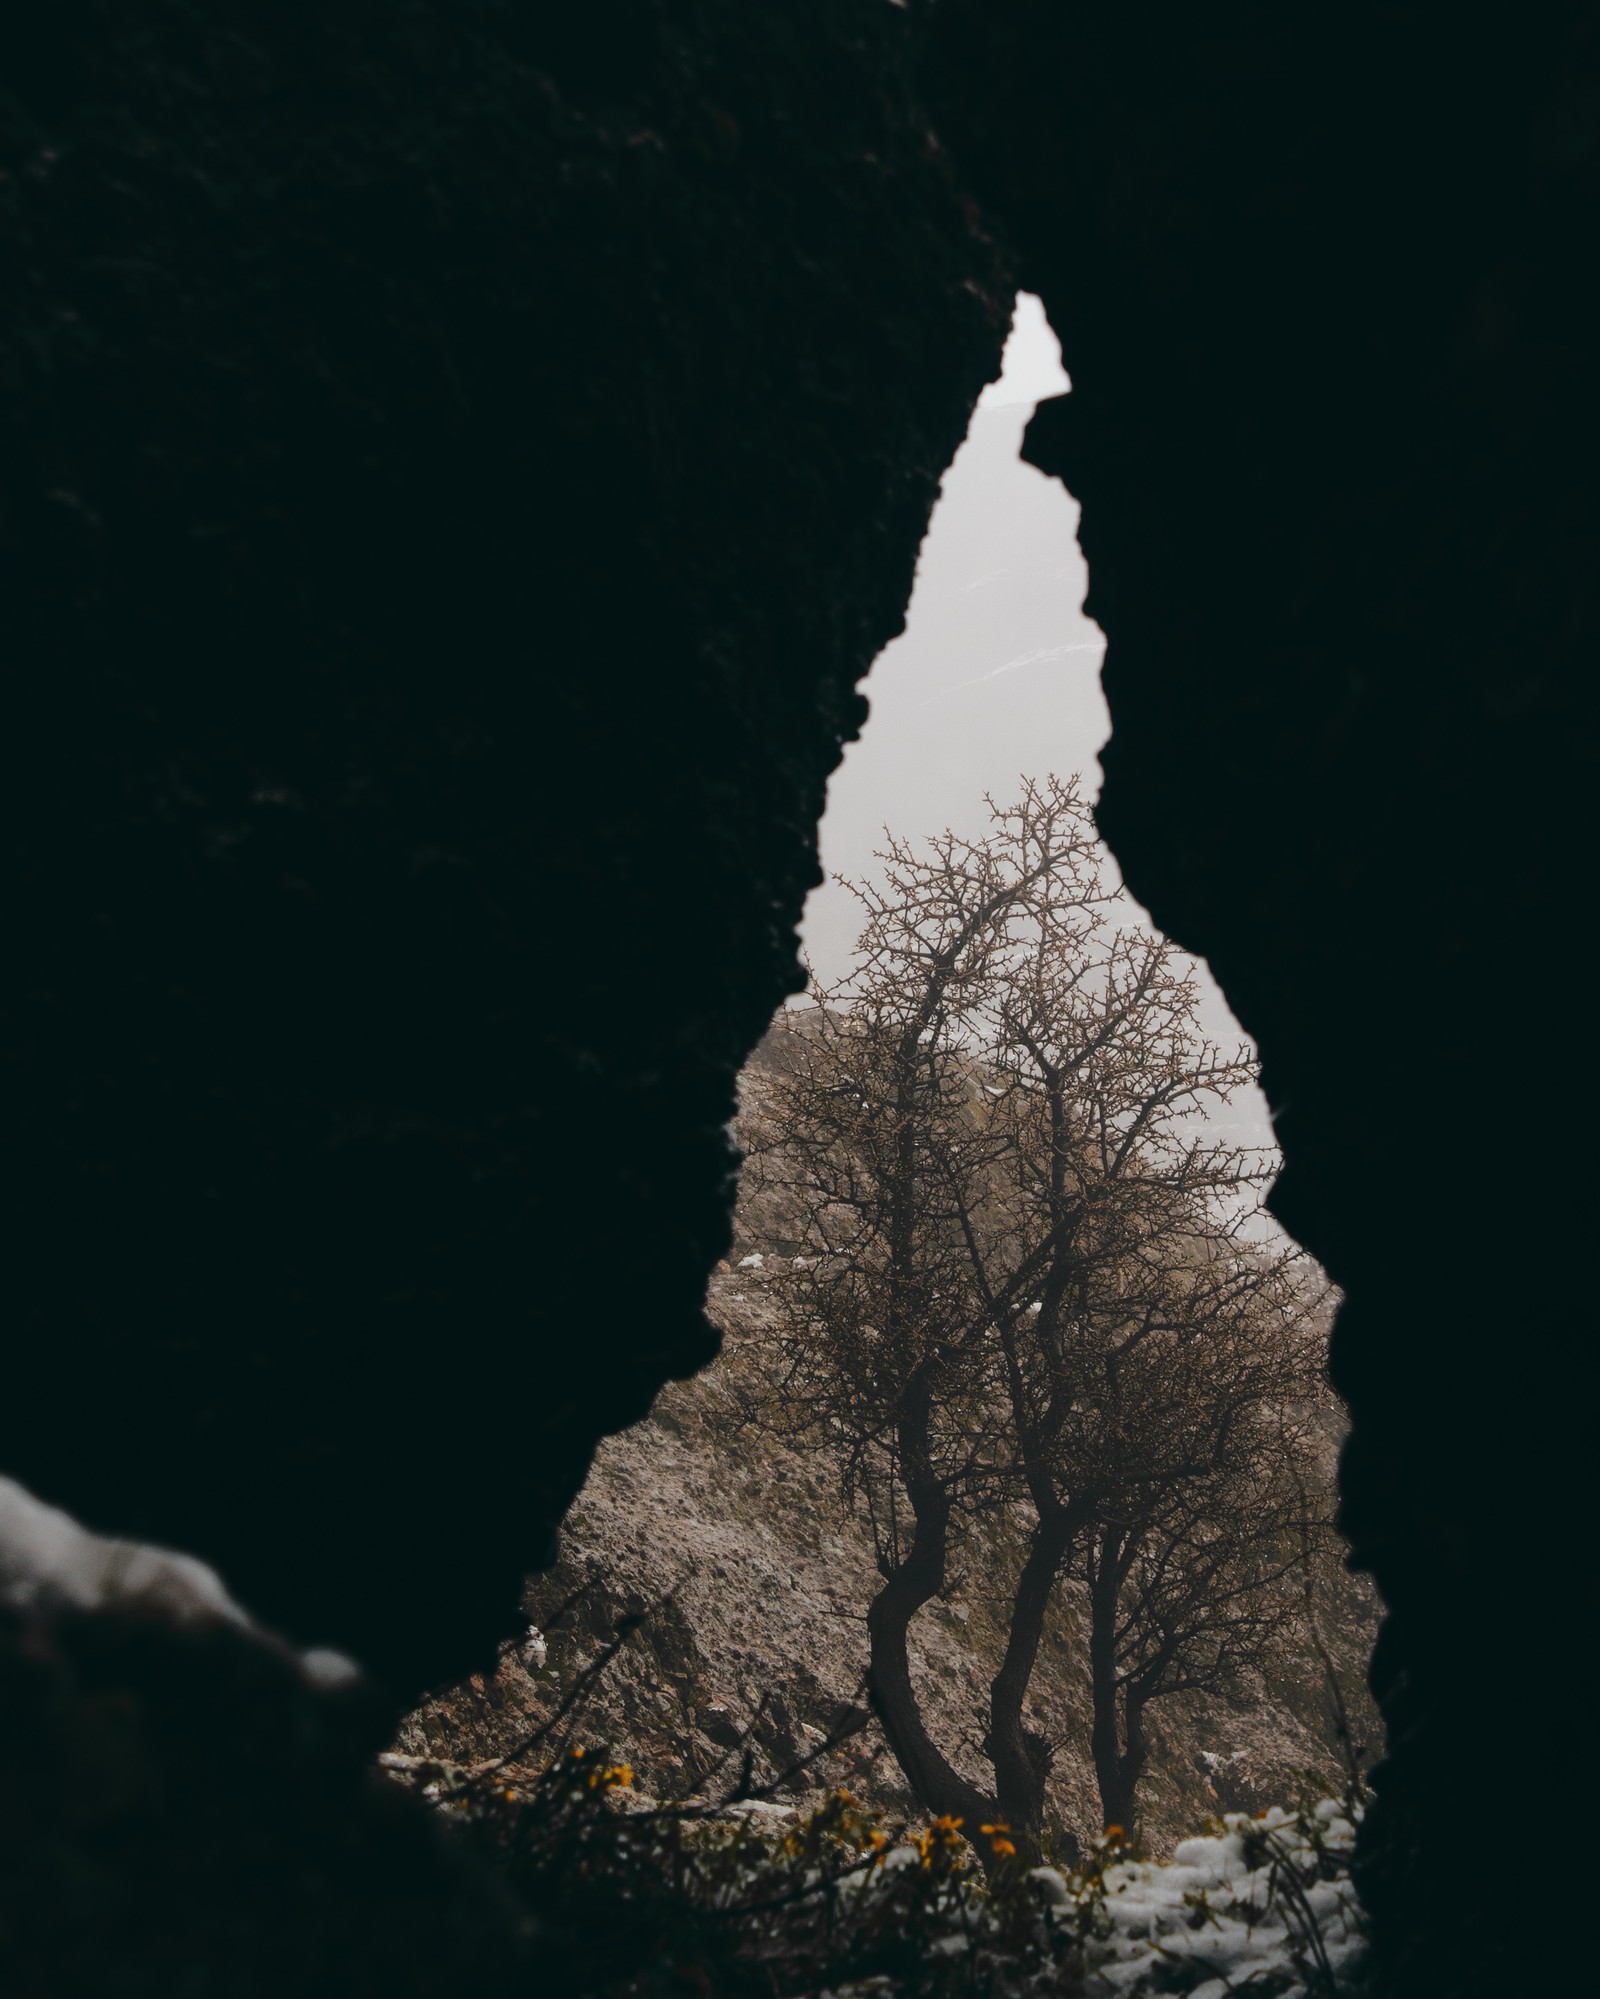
[799,297,1277,1158]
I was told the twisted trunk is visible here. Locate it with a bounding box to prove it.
[865,1488,995,1835]
[865,1369,994,1834]
[987,1494,1095,1857]
[1088,1526,1148,1834]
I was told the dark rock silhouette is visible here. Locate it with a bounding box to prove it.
[2,12,1004,1981]
[2,2,1593,1991]
[927,5,1596,1993]
[0,1602,528,1996]
[0,1,1006,1694]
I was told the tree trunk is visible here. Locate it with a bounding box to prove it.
[866,1486,994,1834]
[865,1375,994,1837]
[1092,1692,1147,1836]
[1087,1528,1146,1835]
[987,1495,1093,1857]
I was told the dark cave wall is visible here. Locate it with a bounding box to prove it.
[0,0,1009,1696]
[926,5,1597,1993]
[2,3,1594,1992]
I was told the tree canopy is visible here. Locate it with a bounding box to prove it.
[751,778,1336,1850]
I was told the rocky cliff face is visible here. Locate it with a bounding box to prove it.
[404,1293,1379,1862]
[401,1045,1380,1862]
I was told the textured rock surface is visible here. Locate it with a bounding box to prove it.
[925,6,1598,1992]
[402,1254,1379,1863]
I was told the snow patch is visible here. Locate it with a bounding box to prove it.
[0,1475,360,1690]
[1073,1803,1364,1997]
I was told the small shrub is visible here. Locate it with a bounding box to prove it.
[384,1749,1364,1999]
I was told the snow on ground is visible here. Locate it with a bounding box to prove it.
[1072,1802,1363,1998]
[820,1800,1363,1998]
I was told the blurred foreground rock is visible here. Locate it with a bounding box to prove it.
[0,1602,526,1994]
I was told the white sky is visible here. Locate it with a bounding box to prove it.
[799,294,1277,1159]
[976,289,1073,410]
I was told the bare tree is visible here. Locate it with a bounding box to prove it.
[1072,1244,1327,1829]
[752,778,1331,1855]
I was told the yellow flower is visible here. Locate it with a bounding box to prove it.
[915,1814,966,1866]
